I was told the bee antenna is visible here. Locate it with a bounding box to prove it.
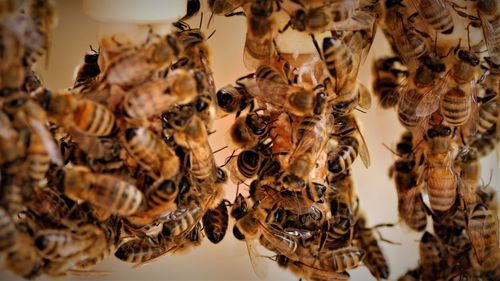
[207,29,216,40]
[212,145,228,155]
[207,12,214,29]
[382,142,403,158]
[355,107,367,114]
[220,150,237,167]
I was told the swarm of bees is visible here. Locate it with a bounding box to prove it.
[371,0,500,279]
[0,0,498,280]
[0,0,230,278]
[211,0,393,280]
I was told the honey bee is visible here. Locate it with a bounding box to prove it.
[354,214,390,280]
[0,207,17,254]
[100,32,177,87]
[409,0,454,34]
[321,36,356,90]
[275,254,351,281]
[34,223,105,261]
[470,125,498,157]
[243,0,278,69]
[0,109,25,166]
[216,83,254,115]
[202,199,229,244]
[121,127,180,180]
[73,47,100,93]
[170,115,218,186]
[250,180,326,214]
[127,178,179,226]
[227,148,280,184]
[122,68,198,121]
[286,114,331,181]
[27,186,71,224]
[477,93,498,134]
[477,0,500,65]
[372,56,409,109]
[424,125,458,213]
[327,113,370,176]
[226,112,270,149]
[467,203,500,271]
[316,246,365,273]
[454,147,480,209]
[419,231,444,280]
[382,1,428,63]
[245,75,325,117]
[160,204,204,238]
[392,159,428,231]
[114,235,167,264]
[5,233,43,279]
[26,0,58,66]
[41,91,116,137]
[74,218,121,270]
[63,165,144,216]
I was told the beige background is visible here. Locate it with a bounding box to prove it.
[1,1,498,280]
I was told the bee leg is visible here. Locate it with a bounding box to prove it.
[278,20,291,34]
[224,11,245,17]
[310,34,323,61]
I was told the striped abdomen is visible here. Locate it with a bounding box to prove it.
[202,201,229,244]
[328,136,359,176]
[114,238,167,264]
[320,246,365,272]
[440,88,470,126]
[417,0,454,34]
[467,204,499,269]
[398,191,428,231]
[0,207,17,253]
[419,231,443,280]
[478,96,498,133]
[91,174,143,215]
[427,164,457,213]
[27,131,50,181]
[323,37,353,87]
[358,229,390,279]
[73,99,115,136]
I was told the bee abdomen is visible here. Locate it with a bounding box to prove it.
[27,133,50,181]
[74,100,116,136]
[427,167,457,212]
[440,89,470,126]
[0,208,17,253]
[328,137,359,175]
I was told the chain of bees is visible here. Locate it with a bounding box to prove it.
[371,0,500,279]
[0,0,498,280]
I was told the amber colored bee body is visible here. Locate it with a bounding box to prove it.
[202,200,229,244]
[63,166,143,216]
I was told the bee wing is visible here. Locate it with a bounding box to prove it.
[329,10,375,31]
[462,80,481,139]
[243,32,273,71]
[242,78,292,109]
[354,117,371,168]
[290,115,330,169]
[357,82,372,111]
[415,82,446,117]
[295,260,351,281]
[480,15,500,65]
[28,118,63,166]
[245,238,268,279]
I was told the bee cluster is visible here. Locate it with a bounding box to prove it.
[0,0,499,280]
[371,0,500,279]
[0,0,233,278]
[212,0,390,280]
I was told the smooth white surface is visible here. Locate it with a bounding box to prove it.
[0,1,497,280]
